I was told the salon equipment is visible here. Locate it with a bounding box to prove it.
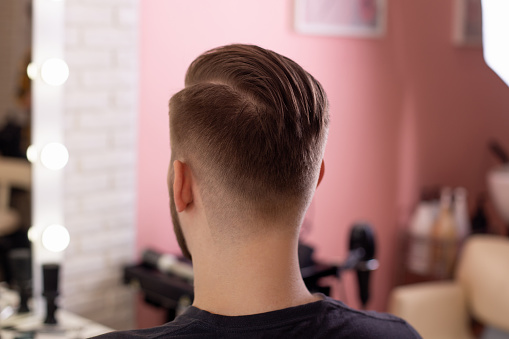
[142,249,194,281]
[389,235,509,338]
[8,248,32,313]
[303,222,379,307]
[0,284,113,338]
[124,264,194,322]
[42,264,60,325]
[347,222,378,308]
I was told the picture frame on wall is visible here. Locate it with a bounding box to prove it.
[452,0,483,46]
[294,0,387,38]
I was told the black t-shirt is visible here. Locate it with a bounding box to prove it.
[93,295,421,338]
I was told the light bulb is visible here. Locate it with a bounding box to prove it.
[26,63,38,80]
[26,145,38,163]
[27,226,38,242]
[41,224,70,252]
[40,58,69,86]
[40,143,69,170]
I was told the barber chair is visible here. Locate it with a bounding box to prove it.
[389,235,509,339]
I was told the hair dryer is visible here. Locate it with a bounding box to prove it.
[345,222,378,308]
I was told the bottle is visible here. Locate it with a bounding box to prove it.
[407,189,439,275]
[453,187,471,241]
[430,187,457,279]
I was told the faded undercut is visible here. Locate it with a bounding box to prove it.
[169,44,329,226]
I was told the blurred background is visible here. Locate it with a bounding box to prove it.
[1,0,508,335]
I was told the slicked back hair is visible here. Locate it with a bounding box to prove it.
[170,44,329,224]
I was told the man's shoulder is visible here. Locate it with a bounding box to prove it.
[91,296,421,339]
[89,317,201,339]
[318,297,421,338]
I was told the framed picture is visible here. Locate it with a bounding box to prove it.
[452,0,483,46]
[294,0,387,38]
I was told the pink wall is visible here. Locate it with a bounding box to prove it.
[138,0,509,323]
[393,1,509,231]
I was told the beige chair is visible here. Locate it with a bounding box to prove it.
[389,235,509,339]
[0,156,31,236]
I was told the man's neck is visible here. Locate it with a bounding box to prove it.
[190,233,320,316]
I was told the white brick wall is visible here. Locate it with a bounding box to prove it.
[62,0,139,330]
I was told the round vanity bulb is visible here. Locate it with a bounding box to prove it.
[27,226,38,242]
[40,58,69,86]
[26,145,38,163]
[26,63,38,80]
[42,224,70,252]
[40,143,69,170]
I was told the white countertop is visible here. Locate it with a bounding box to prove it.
[1,310,113,338]
[1,285,113,338]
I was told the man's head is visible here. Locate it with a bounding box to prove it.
[169,44,329,259]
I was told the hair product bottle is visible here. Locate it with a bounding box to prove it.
[453,187,471,241]
[407,190,439,275]
[430,187,458,279]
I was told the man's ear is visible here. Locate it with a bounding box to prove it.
[317,160,325,188]
[173,160,194,212]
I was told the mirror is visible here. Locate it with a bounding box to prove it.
[0,0,32,285]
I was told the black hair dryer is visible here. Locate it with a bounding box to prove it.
[344,222,379,308]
